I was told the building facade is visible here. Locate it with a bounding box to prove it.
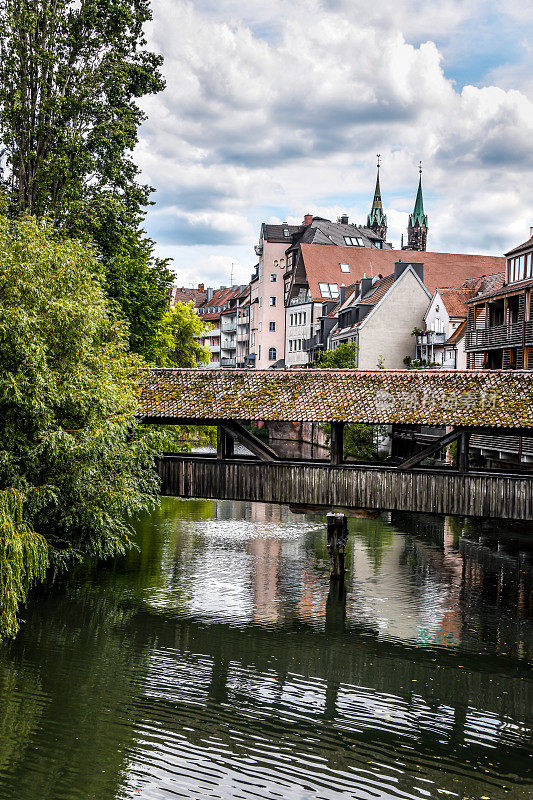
[464,234,533,370]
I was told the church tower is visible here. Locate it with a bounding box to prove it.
[406,163,428,251]
[366,155,387,242]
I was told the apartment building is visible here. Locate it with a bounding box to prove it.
[465,232,533,369]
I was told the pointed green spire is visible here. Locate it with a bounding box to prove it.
[367,155,387,229]
[409,163,428,228]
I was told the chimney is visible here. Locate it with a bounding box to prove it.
[361,277,373,296]
[198,283,204,291]
[304,214,313,226]
[354,280,361,297]
[339,284,346,304]
[206,287,214,301]
[340,214,349,225]
[395,261,424,282]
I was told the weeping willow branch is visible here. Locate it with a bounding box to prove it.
[0,488,49,638]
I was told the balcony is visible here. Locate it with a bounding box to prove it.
[222,323,237,333]
[209,344,220,353]
[254,244,263,256]
[205,327,220,337]
[415,331,446,345]
[465,322,524,351]
[221,357,236,367]
[221,340,236,350]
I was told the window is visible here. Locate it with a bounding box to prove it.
[340,262,350,273]
[303,312,307,324]
[259,322,262,331]
[270,273,277,282]
[269,347,277,361]
[289,340,293,352]
[318,282,339,298]
[298,312,302,324]
[269,321,276,331]
[343,236,364,246]
[270,296,276,306]
[251,333,255,346]
[258,345,261,360]
[298,339,302,350]
[283,228,290,237]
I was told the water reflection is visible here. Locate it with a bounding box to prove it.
[0,499,531,800]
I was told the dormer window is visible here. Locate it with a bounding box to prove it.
[319,283,339,299]
[508,252,533,283]
[283,228,290,237]
[344,236,364,246]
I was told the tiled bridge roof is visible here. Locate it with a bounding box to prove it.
[139,369,533,428]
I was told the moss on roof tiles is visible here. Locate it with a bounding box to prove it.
[139,369,533,428]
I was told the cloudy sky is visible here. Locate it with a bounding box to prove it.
[136,0,533,287]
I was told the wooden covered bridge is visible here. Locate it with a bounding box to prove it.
[139,368,533,521]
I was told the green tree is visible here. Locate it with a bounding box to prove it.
[0,0,173,359]
[0,0,163,222]
[313,342,376,459]
[152,302,212,367]
[315,341,358,368]
[0,215,159,636]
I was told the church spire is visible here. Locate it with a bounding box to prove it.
[406,161,428,251]
[366,155,387,242]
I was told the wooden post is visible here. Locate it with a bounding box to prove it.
[217,425,234,459]
[330,421,344,465]
[326,512,348,579]
[457,430,470,473]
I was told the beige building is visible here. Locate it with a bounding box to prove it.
[329,264,431,369]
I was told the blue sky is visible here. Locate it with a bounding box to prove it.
[137,0,533,288]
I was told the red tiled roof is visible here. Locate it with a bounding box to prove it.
[139,368,533,427]
[299,245,505,301]
[170,286,207,307]
[435,287,473,319]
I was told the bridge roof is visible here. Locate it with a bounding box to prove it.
[139,369,533,428]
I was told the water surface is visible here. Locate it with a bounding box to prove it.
[0,499,532,800]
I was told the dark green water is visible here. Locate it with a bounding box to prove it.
[0,499,532,800]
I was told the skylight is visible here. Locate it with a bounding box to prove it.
[340,262,350,273]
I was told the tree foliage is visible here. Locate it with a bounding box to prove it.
[314,341,358,369]
[0,0,164,222]
[0,215,160,635]
[0,0,173,359]
[152,302,211,367]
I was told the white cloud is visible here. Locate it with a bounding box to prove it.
[138,0,533,284]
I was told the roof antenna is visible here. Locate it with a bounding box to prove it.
[230,261,234,286]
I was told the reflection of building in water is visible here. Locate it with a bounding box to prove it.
[247,537,281,623]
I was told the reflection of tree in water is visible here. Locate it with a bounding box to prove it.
[0,662,47,778]
[349,515,395,572]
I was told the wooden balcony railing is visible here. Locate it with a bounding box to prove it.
[465,322,524,351]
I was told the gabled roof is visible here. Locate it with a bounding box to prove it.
[298,245,505,302]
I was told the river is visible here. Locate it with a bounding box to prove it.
[0,498,532,800]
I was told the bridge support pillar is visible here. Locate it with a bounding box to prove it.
[327,513,348,579]
[330,422,344,465]
[217,426,234,460]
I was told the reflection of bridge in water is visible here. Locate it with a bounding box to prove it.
[141,369,533,520]
[126,508,533,798]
